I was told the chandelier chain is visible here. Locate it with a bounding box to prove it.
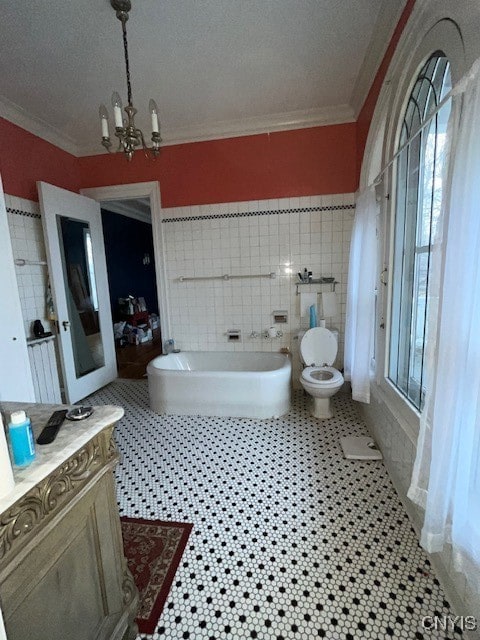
[121,18,133,107]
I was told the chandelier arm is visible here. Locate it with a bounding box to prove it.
[136,129,150,158]
[136,128,147,146]
[101,140,113,154]
[111,121,126,153]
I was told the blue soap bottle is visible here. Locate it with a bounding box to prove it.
[8,410,36,467]
[309,304,317,329]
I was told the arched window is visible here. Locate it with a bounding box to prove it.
[388,53,452,410]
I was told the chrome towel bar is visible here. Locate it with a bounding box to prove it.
[14,258,48,267]
[178,272,276,282]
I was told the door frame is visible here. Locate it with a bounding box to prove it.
[80,182,171,350]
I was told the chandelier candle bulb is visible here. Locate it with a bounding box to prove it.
[99,105,110,138]
[112,91,124,128]
[150,99,159,133]
[101,117,109,138]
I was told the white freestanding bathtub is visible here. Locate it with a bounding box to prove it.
[147,351,291,418]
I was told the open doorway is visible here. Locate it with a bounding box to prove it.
[100,197,162,378]
[81,181,170,381]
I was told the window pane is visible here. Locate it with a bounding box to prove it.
[409,250,429,407]
[418,119,437,248]
[388,53,451,411]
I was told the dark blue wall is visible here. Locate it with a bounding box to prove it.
[101,210,159,320]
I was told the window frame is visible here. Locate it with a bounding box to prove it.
[387,52,451,412]
[370,18,466,441]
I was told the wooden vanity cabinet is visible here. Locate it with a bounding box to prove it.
[0,409,138,640]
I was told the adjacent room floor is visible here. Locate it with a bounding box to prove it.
[115,328,162,379]
[85,381,463,640]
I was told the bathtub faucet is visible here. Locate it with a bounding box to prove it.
[263,329,283,339]
[164,338,175,354]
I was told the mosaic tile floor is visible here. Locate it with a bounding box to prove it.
[85,380,462,640]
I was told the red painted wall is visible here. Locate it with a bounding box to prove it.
[0,118,79,201]
[0,1,415,203]
[356,0,416,182]
[78,123,357,208]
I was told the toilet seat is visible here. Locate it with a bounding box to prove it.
[300,327,337,366]
[298,328,343,419]
[301,366,343,386]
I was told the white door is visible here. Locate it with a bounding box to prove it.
[38,182,117,403]
[0,174,35,402]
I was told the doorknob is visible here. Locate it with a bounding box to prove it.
[62,321,70,331]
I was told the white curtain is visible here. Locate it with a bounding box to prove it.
[408,59,480,592]
[344,186,378,403]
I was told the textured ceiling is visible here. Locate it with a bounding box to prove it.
[0,0,403,156]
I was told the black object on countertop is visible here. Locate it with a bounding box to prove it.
[36,409,68,445]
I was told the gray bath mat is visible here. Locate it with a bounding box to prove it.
[340,436,383,460]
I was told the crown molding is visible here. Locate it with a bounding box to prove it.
[1,96,355,158]
[0,94,80,157]
[75,104,355,157]
[350,0,409,118]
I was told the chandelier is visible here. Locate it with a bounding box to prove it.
[99,0,161,160]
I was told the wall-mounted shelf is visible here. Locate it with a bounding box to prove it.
[295,277,337,294]
[27,334,56,346]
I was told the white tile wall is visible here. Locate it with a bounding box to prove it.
[5,194,51,338]
[4,192,355,389]
[162,194,355,385]
[7,189,478,628]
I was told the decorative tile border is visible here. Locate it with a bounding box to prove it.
[162,203,355,224]
[6,207,41,220]
[7,203,356,224]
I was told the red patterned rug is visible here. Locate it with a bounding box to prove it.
[121,516,193,634]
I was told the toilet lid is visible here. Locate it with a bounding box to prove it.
[300,327,338,366]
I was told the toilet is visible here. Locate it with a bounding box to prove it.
[298,327,344,419]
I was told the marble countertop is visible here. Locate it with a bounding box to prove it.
[0,401,124,515]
